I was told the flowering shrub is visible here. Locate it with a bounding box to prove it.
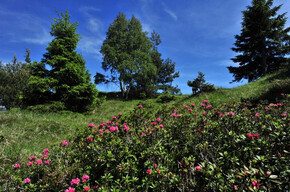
[4,97,289,191]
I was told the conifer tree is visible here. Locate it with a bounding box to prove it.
[25,10,98,112]
[228,0,290,82]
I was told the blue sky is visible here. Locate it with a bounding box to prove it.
[0,0,289,94]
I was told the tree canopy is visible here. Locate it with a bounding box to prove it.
[97,13,179,99]
[228,0,290,82]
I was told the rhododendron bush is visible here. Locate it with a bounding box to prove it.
[3,98,289,191]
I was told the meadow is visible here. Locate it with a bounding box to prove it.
[0,71,289,191]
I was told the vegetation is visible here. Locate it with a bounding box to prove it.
[0,54,30,109]
[187,72,215,95]
[23,10,98,112]
[97,13,179,99]
[228,0,290,82]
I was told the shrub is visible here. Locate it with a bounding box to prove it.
[26,101,65,113]
[158,91,175,103]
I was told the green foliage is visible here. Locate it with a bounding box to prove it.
[24,10,98,112]
[158,91,175,103]
[3,96,289,191]
[187,72,215,95]
[228,0,290,82]
[26,101,65,113]
[0,54,30,109]
[98,13,179,99]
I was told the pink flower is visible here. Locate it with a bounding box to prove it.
[110,126,116,132]
[138,104,143,108]
[150,122,157,125]
[118,113,122,116]
[227,111,235,116]
[234,185,238,190]
[23,177,31,184]
[84,187,90,191]
[112,116,117,120]
[82,175,90,183]
[253,133,259,139]
[43,148,49,154]
[42,154,48,159]
[255,113,260,117]
[251,180,260,189]
[220,114,225,117]
[88,123,95,127]
[35,159,42,165]
[147,169,152,175]
[177,114,181,117]
[93,185,99,189]
[62,141,69,146]
[141,133,146,136]
[191,104,195,107]
[13,164,20,169]
[184,105,188,108]
[281,113,287,117]
[156,117,161,122]
[71,178,80,185]
[65,187,75,192]
[124,125,130,131]
[266,171,271,176]
[30,155,37,161]
[86,137,93,142]
[200,103,205,107]
[159,124,164,128]
[105,129,110,133]
[202,112,207,116]
[157,169,161,174]
[44,160,50,165]
[154,163,158,168]
[195,166,202,172]
[203,100,208,103]
[280,93,284,96]
[172,113,176,117]
[27,161,33,167]
[188,108,193,112]
[206,105,212,109]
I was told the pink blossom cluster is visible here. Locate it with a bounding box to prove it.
[247,133,259,139]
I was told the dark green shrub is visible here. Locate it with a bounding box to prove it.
[158,91,175,103]
[27,101,65,113]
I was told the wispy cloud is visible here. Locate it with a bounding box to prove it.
[0,7,51,45]
[164,8,178,21]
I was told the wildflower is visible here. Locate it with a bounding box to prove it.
[150,122,157,125]
[200,103,205,107]
[244,170,248,175]
[195,165,202,172]
[206,105,212,109]
[71,178,80,185]
[105,129,110,133]
[27,161,33,167]
[147,169,152,175]
[124,125,130,132]
[84,187,90,191]
[118,113,122,116]
[156,117,161,122]
[62,141,69,147]
[281,113,287,117]
[141,133,146,136]
[159,124,164,128]
[65,187,75,192]
[280,93,284,96]
[277,152,281,157]
[30,155,37,161]
[177,114,181,117]
[138,104,143,108]
[184,105,188,108]
[110,126,116,132]
[197,128,201,132]
[23,178,31,184]
[13,164,20,169]
[203,112,207,116]
[251,180,260,189]
[227,111,235,116]
[82,175,90,183]
[112,116,117,120]
[35,159,42,165]
[204,100,208,103]
[157,169,161,174]
[220,114,225,117]
[115,122,119,125]
[266,171,271,176]
[43,148,49,154]
[191,103,195,107]
[154,163,158,168]
[88,123,94,127]
[172,113,176,117]
[253,133,259,139]
[193,113,197,116]
[42,154,48,159]
[86,137,93,142]
[44,160,50,165]
[255,113,260,117]
[234,185,238,190]
[93,185,99,189]
[188,108,193,112]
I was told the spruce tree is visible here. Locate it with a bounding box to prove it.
[228,0,290,82]
[25,10,98,112]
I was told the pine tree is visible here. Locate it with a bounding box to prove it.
[228,0,290,82]
[25,10,98,112]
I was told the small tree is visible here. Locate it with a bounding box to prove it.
[24,10,98,112]
[187,72,215,95]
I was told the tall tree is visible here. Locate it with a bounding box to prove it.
[100,13,155,99]
[228,0,290,82]
[24,10,98,112]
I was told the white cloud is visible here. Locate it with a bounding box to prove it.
[164,8,178,21]
[78,36,103,60]
[22,27,52,45]
[87,18,103,33]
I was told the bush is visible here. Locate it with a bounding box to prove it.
[26,101,65,113]
[3,97,289,191]
[158,91,175,103]
[188,72,215,95]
